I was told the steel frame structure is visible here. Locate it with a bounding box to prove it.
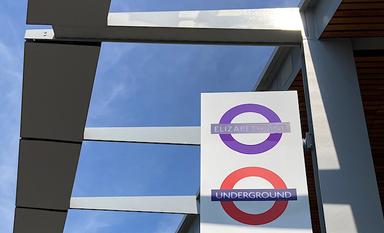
[15,0,383,233]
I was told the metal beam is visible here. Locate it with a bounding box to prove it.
[255,46,302,91]
[301,0,341,39]
[15,40,100,233]
[302,37,384,233]
[16,140,80,210]
[299,0,318,11]
[13,208,67,233]
[22,42,100,142]
[26,8,303,45]
[70,196,199,214]
[27,0,111,26]
[176,215,200,233]
[84,127,200,145]
[26,27,302,45]
[106,9,302,30]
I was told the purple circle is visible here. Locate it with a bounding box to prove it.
[219,104,282,154]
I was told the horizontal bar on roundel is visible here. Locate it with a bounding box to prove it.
[25,8,303,45]
[70,196,199,214]
[83,127,200,145]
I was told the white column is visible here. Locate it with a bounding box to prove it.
[302,38,384,233]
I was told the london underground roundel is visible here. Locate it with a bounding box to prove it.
[212,167,297,225]
[218,104,283,154]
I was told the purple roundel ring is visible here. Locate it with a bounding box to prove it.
[219,104,282,154]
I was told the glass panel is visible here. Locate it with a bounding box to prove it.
[73,142,199,196]
[65,210,183,233]
[87,43,273,126]
[75,42,273,232]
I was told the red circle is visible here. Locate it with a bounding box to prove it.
[220,167,288,225]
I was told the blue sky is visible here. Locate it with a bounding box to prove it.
[0,0,298,233]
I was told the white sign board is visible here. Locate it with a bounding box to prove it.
[201,91,313,233]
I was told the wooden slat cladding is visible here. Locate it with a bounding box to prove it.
[289,73,321,233]
[322,0,384,38]
[354,51,384,212]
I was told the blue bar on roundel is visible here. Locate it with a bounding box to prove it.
[211,189,297,201]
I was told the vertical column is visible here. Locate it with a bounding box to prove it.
[302,38,384,232]
[14,42,100,233]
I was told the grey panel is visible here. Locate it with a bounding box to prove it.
[14,208,67,233]
[53,26,302,45]
[21,42,100,142]
[27,0,111,26]
[16,140,80,210]
[25,28,301,45]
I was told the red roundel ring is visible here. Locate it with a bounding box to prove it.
[220,167,288,225]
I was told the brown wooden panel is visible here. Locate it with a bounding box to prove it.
[343,0,384,2]
[355,51,384,212]
[322,0,384,38]
[339,2,384,10]
[334,10,384,17]
[355,56,384,62]
[326,24,384,31]
[322,31,384,38]
[355,62,384,67]
[330,17,384,24]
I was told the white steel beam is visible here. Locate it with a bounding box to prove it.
[255,46,302,91]
[84,127,200,145]
[299,0,318,11]
[301,0,341,39]
[70,196,199,214]
[302,38,384,233]
[107,8,302,30]
[25,8,303,45]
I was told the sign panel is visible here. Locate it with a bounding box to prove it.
[201,91,313,233]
